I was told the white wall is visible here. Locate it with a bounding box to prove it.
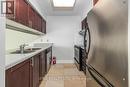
[42,16,81,62]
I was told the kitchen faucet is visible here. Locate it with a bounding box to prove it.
[19,44,28,53]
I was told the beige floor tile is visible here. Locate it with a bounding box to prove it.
[64,80,84,87]
[44,75,65,81]
[64,63,76,68]
[45,80,64,87]
[64,68,81,76]
[81,78,86,87]
[40,63,87,87]
[51,64,64,69]
[48,68,64,76]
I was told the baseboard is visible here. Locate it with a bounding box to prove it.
[56,60,74,63]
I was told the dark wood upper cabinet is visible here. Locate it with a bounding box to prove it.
[93,0,99,5]
[18,0,28,26]
[6,0,19,21]
[38,15,42,32]
[7,0,46,33]
[28,5,35,29]
[6,59,31,87]
[34,12,39,31]
[35,13,43,32]
[7,0,28,25]
[42,19,46,34]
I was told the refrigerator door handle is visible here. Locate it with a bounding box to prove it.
[87,65,114,87]
[87,27,91,54]
[84,27,91,55]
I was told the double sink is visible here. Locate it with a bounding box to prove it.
[10,48,41,54]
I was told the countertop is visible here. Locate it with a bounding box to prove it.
[6,43,53,70]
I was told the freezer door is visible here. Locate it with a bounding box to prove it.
[87,64,114,87]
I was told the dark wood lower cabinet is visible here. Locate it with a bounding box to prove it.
[6,59,31,87]
[6,50,50,87]
[32,54,40,87]
[39,51,46,81]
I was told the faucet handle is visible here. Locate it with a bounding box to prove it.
[20,44,28,48]
[23,44,28,46]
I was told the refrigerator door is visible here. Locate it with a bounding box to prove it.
[87,0,128,86]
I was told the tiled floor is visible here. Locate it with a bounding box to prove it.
[39,64,86,87]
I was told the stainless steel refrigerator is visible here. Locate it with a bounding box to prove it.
[85,0,128,86]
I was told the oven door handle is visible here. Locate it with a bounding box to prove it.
[87,65,114,87]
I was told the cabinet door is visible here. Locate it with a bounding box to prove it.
[18,0,28,26]
[42,19,46,34]
[6,59,30,87]
[28,5,35,29]
[34,13,42,32]
[34,12,39,31]
[32,54,40,87]
[39,51,46,81]
[38,15,42,32]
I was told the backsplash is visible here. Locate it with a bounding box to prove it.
[6,29,41,51]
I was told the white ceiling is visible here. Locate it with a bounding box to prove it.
[37,0,92,16]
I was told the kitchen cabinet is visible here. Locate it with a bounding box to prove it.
[7,0,46,33]
[17,0,28,26]
[6,47,52,87]
[7,0,28,25]
[31,54,40,87]
[6,0,19,21]
[39,16,42,32]
[6,59,31,87]
[28,5,35,29]
[39,51,46,81]
[34,12,41,32]
[42,19,46,34]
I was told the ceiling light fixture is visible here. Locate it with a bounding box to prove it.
[52,0,76,7]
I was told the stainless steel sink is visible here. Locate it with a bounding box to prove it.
[10,50,35,54]
[10,48,41,54]
[26,48,41,51]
